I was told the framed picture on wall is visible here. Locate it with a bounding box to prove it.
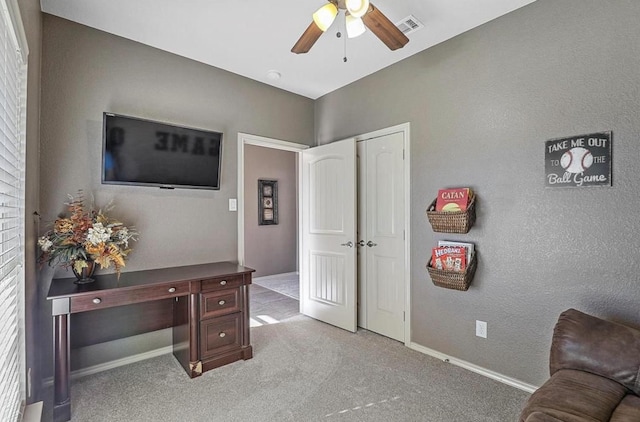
[258,179,278,225]
[545,131,612,188]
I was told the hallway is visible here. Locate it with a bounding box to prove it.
[250,274,299,327]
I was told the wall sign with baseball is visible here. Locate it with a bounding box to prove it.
[545,131,612,188]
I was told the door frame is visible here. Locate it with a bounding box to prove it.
[355,123,411,346]
[237,133,309,267]
[237,124,411,346]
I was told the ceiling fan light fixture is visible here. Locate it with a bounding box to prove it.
[346,15,366,38]
[345,0,370,18]
[313,3,338,32]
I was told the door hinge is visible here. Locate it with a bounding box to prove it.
[403,311,406,322]
[402,149,405,160]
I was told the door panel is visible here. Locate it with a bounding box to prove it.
[310,156,346,233]
[310,253,346,305]
[369,255,396,314]
[358,132,405,341]
[301,139,357,332]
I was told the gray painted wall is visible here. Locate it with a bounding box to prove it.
[315,0,640,387]
[244,145,297,277]
[39,15,314,376]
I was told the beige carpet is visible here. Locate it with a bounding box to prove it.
[55,315,529,421]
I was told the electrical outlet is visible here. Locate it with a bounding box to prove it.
[476,320,487,338]
[228,198,237,212]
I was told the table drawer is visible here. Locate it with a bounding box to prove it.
[70,282,190,313]
[201,275,244,292]
[200,312,241,358]
[200,288,240,319]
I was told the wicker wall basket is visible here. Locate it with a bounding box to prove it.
[427,252,478,291]
[426,195,476,234]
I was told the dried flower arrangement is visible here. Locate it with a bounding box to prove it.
[38,191,138,279]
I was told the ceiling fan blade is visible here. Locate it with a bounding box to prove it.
[291,21,324,54]
[362,3,409,51]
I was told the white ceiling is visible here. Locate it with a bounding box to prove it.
[40,0,537,99]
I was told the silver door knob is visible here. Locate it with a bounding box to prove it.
[340,241,354,248]
[92,298,101,304]
[218,300,226,306]
[219,332,226,338]
[220,280,227,286]
[367,241,378,247]
[168,287,176,293]
[358,240,365,247]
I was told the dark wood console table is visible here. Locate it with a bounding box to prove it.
[47,261,254,422]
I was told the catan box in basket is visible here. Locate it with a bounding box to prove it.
[435,188,472,212]
[426,188,476,234]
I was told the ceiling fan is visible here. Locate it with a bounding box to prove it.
[291,0,409,54]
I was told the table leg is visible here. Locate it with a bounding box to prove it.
[53,313,70,422]
[188,293,202,377]
[240,281,253,360]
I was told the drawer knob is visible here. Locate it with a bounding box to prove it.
[218,300,226,306]
[219,332,226,338]
[220,280,227,286]
[168,287,176,293]
[92,298,102,304]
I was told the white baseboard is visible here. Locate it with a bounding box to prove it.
[23,401,43,422]
[253,272,298,282]
[43,346,173,387]
[409,342,538,394]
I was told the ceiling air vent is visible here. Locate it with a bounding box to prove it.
[395,15,424,35]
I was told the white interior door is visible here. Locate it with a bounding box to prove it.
[357,132,406,341]
[300,138,357,332]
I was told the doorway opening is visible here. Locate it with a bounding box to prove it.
[237,133,308,327]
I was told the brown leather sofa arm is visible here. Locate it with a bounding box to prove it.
[549,308,640,395]
[523,411,566,421]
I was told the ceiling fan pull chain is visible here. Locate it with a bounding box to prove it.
[343,15,348,62]
[343,38,348,62]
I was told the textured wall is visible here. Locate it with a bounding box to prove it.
[39,15,314,376]
[315,0,640,387]
[244,145,297,277]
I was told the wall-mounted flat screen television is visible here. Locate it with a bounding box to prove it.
[102,112,222,190]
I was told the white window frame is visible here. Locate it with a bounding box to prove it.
[0,0,28,421]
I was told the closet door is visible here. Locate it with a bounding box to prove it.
[300,139,357,332]
[358,132,405,342]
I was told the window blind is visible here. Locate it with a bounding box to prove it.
[0,0,26,420]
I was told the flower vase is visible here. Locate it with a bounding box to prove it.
[72,260,96,284]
